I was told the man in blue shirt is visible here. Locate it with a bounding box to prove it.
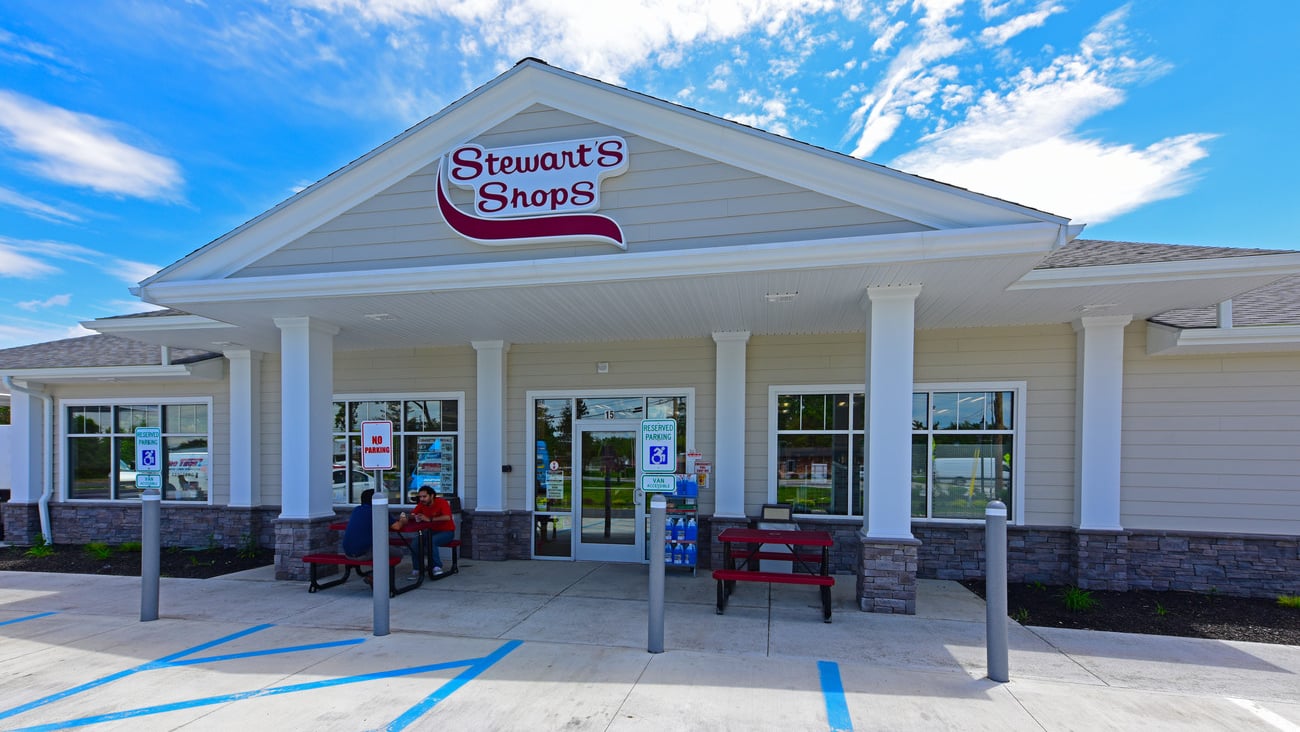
[341,488,379,558]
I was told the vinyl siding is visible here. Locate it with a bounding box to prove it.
[1120,326,1300,534]
[237,105,922,278]
[916,325,1077,526]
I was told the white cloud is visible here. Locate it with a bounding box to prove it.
[847,1,967,157]
[0,244,59,278]
[17,293,72,311]
[110,259,166,285]
[0,236,99,278]
[844,4,1207,224]
[979,1,1063,46]
[0,185,84,224]
[290,0,839,83]
[0,91,183,200]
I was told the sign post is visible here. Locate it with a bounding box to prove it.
[135,427,162,621]
[360,421,394,636]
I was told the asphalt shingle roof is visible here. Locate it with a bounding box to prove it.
[0,334,218,370]
[1036,239,1287,268]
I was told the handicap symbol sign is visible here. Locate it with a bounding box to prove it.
[648,445,669,467]
[140,449,158,470]
[640,419,676,473]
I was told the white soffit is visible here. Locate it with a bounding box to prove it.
[1147,322,1300,355]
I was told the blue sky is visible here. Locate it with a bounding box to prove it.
[1,0,1296,350]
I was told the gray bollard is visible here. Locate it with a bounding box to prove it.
[648,494,666,653]
[985,499,1008,683]
[372,492,390,636]
[141,488,161,621]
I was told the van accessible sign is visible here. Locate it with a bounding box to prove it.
[437,136,629,249]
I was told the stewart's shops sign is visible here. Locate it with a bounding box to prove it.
[437,136,630,248]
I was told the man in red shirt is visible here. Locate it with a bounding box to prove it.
[391,486,456,576]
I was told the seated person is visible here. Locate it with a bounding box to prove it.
[340,489,400,584]
[390,486,456,576]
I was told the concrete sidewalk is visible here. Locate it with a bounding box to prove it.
[1,559,1298,730]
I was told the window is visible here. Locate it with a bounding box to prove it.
[774,392,864,516]
[772,385,1021,520]
[332,396,460,505]
[66,401,210,502]
[913,388,1016,519]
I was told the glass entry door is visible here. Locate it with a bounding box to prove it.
[573,420,644,562]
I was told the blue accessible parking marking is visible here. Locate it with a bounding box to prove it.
[0,621,522,732]
[818,660,853,732]
[0,612,58,627]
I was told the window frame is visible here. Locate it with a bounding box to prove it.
[61,397,214,504]
[768,382,1026,524]
[332,392,465,506]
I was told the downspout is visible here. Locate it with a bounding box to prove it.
[3,376,53,543]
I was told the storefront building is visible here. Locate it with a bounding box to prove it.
[3,59,1299,613]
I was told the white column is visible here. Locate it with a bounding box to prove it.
[1072,315,1131,531]
[864,285,921,540]
[226,349,262,508]
[7,387,43,503]
[275,317,338,520]
[712,331,750,518]
[472,340,509,512]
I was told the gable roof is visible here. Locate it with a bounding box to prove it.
[137,58,1069,288]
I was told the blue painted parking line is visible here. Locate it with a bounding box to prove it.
[8,639,525,732]
[0,611,57,627]
[385,639,523,731]
[0,623,358,724]
[818,660,853,732]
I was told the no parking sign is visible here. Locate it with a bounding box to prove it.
[360,421,393,470]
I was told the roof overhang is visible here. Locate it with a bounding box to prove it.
[1147,322,1300,356]
[2,359,225,387]
[114,222,1066,352]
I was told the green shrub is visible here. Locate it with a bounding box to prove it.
[1060,586,1098,612]
[117,541,142,553]
[1155,602,1168,617]
[85,542,113,560]
[24,534,54,558]
[1278,595,1300,610]
[237,533,260,559]
[1012,607,1030,624]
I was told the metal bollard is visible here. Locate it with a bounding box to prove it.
[371,493,390,636]
[985,500,1008,683]
[141,488,161,621]
[648,494,666,653]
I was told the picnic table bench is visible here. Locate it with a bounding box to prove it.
[301,553,420,596]
[713,527,835,622]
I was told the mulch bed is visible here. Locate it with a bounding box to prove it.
[0,544,274,580]
[962,580,1300,646]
